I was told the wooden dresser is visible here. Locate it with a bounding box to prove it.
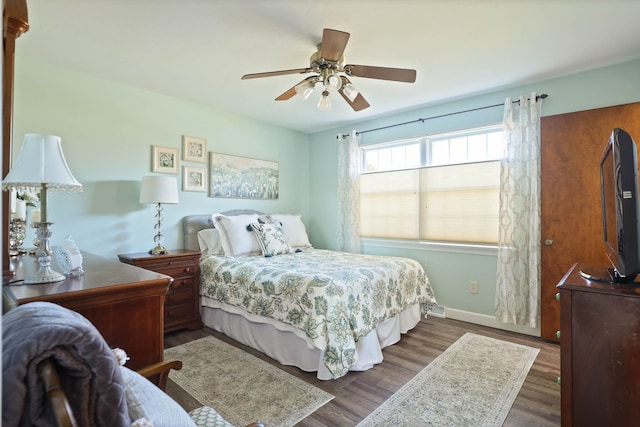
[557,263,640,426]
[3,252,171,370]
[118,249,202,333]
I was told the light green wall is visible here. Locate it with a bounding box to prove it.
[13,55,310,259]
[12,52,640,325]
[308,58,640,319]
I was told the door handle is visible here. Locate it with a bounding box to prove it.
[544,239,553,246]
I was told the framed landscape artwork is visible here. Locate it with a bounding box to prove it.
[152,145,178,174]
[209,152,279,199]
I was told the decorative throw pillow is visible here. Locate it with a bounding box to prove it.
[197,228,224,256]
[212,214,261,257]
[250,222,292,256]
[271,214,312,249]
[257,214,279,225]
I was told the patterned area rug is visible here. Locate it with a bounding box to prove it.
[357,333,539,427]
[164,336,333,427]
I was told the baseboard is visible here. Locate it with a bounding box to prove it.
[444,307,540,337]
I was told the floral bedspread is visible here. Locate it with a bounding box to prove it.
[200,248,437,378]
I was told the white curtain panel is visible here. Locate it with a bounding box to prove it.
[495,93,543,328]
[336,130,362,253]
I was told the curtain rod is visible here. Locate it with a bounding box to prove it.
[337,93,548,139]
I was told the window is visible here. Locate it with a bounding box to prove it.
[360,125,503,244]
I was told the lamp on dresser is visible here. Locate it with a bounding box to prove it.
[140,175,179,255]
[2,134,83,284]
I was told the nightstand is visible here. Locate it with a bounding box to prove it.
[118,249,203,333]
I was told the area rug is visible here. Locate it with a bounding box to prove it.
[357,332,539,427]
[164,336,333,427]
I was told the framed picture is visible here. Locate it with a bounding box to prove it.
[182,165,207,192]
[152,145,178,174]
[182,135,207,163]
[209,152,279,199]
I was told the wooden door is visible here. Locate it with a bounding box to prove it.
[540,102,640,341]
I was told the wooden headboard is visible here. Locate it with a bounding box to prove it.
[182,210,264,251]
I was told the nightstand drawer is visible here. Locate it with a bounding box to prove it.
[166,288,195,305]
[137,258,195,272]
[155,265,195,280]
[170,276,194,292]
[165,303,197,325]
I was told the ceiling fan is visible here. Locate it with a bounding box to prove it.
[241,28,416,112]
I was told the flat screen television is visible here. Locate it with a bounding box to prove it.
[582,128,640,283]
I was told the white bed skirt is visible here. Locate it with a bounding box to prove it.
[200,297,422,380]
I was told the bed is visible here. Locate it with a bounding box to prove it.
[183,211,437,380]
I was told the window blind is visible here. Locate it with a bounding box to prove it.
[360,160,500,243]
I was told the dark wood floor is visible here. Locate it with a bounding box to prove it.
[164,316,561,426]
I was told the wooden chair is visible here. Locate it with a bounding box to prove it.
[3,301,263,427]
[37,352,267,427]
[38,357,184,427]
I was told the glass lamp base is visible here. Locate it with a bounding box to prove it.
[149,245,170,255]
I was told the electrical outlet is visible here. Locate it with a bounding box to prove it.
[469,281,479,294]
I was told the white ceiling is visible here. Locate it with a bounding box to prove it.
[18,0,640,134]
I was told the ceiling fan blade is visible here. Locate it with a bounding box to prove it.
[275,86,297,101]
[241,68,311,80]
[338,77,370,111]
[321,28,350,62]
[275,76,318,101]
[341,91,370,112]
[346,64,417,83]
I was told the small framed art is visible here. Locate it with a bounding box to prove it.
[152,145,178,174]
[182,135,207,163]
[182,165,207,192]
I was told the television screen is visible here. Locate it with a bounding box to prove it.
[599,128,640,282]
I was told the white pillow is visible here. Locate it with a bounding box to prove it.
[250,222,292,256]
[212,214,261,257]
[197,228,224,256]
[271,214,312,249]
[120,367,196,427]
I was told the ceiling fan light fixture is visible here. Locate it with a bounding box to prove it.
[241,29,414,112]
[294,80,315,100]
[342,82,359,102]
[317,90,331,111]
[325,73,342,90]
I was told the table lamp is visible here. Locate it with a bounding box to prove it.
[2,134,83,284]
[140,175,179,255]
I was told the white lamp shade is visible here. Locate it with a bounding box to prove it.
[2,134,82,191]
[140,176,179,204]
